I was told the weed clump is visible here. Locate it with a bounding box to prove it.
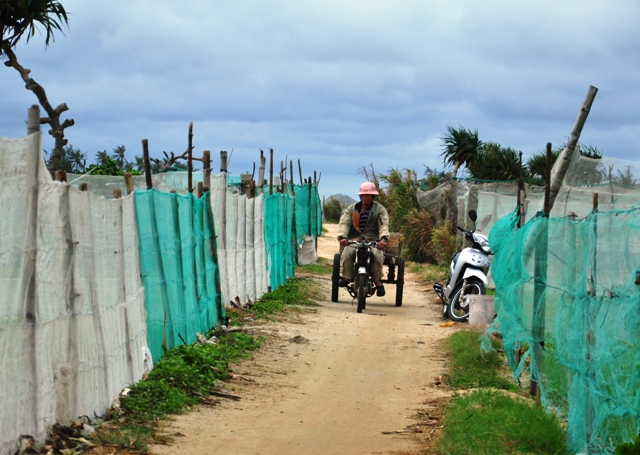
[121,333,260,421]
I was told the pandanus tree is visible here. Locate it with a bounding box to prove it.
[440,125,483,178]
[440,125,483,225]
[1,0,72,171]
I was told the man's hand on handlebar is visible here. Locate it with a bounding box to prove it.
[377,240,387,250]
[339,238,348,247]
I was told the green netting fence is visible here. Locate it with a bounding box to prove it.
[292,183,323,242]
[134,190,224,362]
[264,192,296,290]
[486,205,640,454]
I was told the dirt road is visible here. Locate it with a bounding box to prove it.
[152,225,454,455]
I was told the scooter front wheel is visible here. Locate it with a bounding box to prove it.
[447,278,485,322]
[357,274,366,313]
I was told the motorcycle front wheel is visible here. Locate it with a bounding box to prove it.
[357,274,366,313]
[447,278,485,322]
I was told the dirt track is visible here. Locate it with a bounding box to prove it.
[152,224,455,455]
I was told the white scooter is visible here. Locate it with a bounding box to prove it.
[433,210,491,322]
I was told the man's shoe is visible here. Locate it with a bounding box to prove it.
[338,278,351,287]
[376,284,386,297]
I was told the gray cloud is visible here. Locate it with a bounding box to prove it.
[2,0,639,198]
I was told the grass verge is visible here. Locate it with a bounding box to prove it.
[295,256,333,276]
[89,278,318,454]
[429,329,569,455]
[409,262,448,283]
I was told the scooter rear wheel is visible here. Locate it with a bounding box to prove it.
[447,278,485,322]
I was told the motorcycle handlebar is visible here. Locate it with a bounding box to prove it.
[457,226,466,233]
[347,239,378,247]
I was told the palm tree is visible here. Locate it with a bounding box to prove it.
[95,150,110,166]
[111,145,127,168]
[440,126,483,178]
[1,0,71,171]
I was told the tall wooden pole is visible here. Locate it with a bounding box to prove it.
[548,85,598,210]
[142,139,153,190]
[530,142,552,400]
[298,159,303,185]
[188,122,193,193]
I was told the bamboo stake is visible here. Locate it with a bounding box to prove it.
[142,139,153,190]
[298,159,303,185]
[197,181,204,198]
[548,85,598,210]
[289,160,294,185]
[113,189,122,199]
[188,122,193,193]
[79,183,88,192]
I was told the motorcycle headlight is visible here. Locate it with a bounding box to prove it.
[474,233,491,254]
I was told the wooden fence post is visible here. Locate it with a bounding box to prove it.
[113,189,122,199]
[124,172,134,195]
[269,148,274,195]
[55,170,67,182]
[27,105,40,134]
[188,122,193,193]
[203,150,211,191]
[142,139,153,190]
[79,183,88,192]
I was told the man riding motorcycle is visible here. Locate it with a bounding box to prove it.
[336,182,390,296]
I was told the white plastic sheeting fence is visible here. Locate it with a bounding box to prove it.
[0,134,148,455]
[210,175,269,307]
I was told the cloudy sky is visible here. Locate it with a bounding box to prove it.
[2,0,639,198]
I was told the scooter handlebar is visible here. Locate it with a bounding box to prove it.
[457,226,466,233]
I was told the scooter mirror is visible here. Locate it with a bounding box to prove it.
[468,210,477,222]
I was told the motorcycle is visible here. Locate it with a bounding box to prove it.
[433,210,492,322]
[331,238,405,312]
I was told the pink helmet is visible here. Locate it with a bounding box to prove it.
[358,182,379,195]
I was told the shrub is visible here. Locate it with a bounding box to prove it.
[323,198,343,223]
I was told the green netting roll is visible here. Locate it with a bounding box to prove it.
[134,190,224,362]
[292,184,323,242]
[487,205,640,453]
[264,192,296,289]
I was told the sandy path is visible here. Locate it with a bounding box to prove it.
[152,224,453,455]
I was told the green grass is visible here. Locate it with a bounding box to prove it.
[444,330,519,391]
[432,329,569,455]
[92,278,320,453]
[121,333,261,421]
[435,390,568,455]
[409,262,448,282]
[295,256,332,275]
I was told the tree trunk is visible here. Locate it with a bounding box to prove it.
[2,40,74,171]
